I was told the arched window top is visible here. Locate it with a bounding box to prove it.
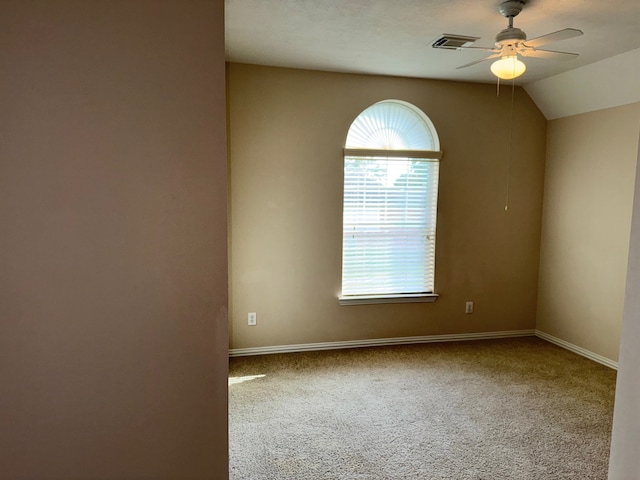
[345,100,440,151]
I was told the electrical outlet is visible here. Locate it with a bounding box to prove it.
[465,301,474,314]
[248,312,257,326]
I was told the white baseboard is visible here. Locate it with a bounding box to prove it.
[229,329,619,370]
[535,330,618,370]
[229,329,536,357]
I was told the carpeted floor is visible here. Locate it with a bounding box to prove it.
[229,337,616,479]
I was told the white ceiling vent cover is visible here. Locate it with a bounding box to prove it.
[432,34,479,50]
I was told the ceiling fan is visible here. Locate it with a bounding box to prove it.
[433,0,583,79]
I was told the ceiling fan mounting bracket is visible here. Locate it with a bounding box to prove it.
[499,0,525,19]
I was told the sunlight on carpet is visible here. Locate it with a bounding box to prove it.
[229,374,267,386]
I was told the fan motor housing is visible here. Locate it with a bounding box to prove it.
[495,27,527,45]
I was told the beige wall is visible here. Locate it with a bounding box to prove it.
[536,103,640,362]
[228,63,547,350]
[0,1,229,479]
[609,130,640,479]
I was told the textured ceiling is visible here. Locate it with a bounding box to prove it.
[225,0,640,85]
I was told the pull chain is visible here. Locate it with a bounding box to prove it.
[504,75,516,212]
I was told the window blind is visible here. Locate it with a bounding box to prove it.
[341,156,439,296]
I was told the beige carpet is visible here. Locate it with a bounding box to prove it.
[229,337,616,479]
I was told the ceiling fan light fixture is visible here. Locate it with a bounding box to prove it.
[490,55,526,80]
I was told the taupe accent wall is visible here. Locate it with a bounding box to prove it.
[536,103,640,362]
[228,63,547,350]
[0,1,229,479]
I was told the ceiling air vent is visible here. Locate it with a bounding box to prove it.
[432,34,480,50]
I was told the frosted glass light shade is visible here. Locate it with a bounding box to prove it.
[490,56,526,80]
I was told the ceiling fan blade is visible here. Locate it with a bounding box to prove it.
[457,45,499,53]
[456,53,501,69]
[520,48,579,60]
[525,28,583,48]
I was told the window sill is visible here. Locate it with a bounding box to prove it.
[338,293,439,306]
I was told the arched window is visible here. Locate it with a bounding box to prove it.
[340,100,442,304]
